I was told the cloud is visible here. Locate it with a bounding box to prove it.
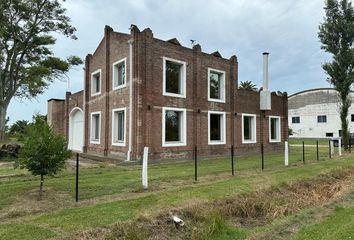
[7,0,331,124]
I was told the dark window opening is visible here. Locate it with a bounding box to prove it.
[114,111,124,142]
[210,114,221,141]
[165,61,182,94]
[165,110,181,142]
[317,115,327,123]
[92,114,100,141]
[270,118,279,140]
[292,116,300,124]
[209,72,222,99]
[244,116,253,140]
[114,62,125,87]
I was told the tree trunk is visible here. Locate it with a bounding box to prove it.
[39,174,44,200]
[340,96,350,150]
[0,105,7,141]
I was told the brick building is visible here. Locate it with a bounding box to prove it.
[47,25,288,162]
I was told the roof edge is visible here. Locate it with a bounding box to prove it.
[288,88,336,98]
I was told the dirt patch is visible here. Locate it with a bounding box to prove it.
[0,188,74,222]
[65,167,354,240]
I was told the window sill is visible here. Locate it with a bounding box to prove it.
[113,84,126,91]
[208,98,225,103]
[162,141,187,147]
[90,140,100,145]
[208,140,226,145]
[269,139,281,143]
[242,140,257,144]
[112,141,126,146]
[163,92,186,98]
[91,92,101,97]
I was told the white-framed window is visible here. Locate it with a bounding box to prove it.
[242,113,257,144]
[163,57,186,98]
[91,69,101,96]
[112,58,126,90]
[162,107,187,147]
[269,116,281,143]
[112,107,126,146]
[208,111,226,145]
[208,68,225,103]
[90,111,101,144]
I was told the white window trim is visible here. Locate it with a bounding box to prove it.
[208,68,226,103]
[112,107,126,146]
[242,113,257,144]
[162,107,187,147]
[162,57,187,98]
[90,111,101,144]
[208,110,226,145]
[112,58,127,90]
[91,69,102,97]
[269,116,281,143]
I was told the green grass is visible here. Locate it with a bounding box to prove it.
[0,149,353,239]
[293,207,354,240]
[289,138,329,145]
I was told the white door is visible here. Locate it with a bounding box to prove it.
[69,109,83,152]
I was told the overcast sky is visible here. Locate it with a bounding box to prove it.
[7,0,331,124]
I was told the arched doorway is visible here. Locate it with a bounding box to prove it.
[69,107,84,152]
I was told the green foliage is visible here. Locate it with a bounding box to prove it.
[289,127,293,136]
[239,80,257,90]
[319,0,354,149]
[0,0,83,140]
[15,115,71,197]
[9,120,28,140]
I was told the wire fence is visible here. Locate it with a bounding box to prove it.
[73,139,348,202]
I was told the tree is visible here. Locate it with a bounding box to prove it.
[15,115,71,199]
[9,119,28,138]
[319,0,354,150]
[0,0,83,141]
[239,80,257,91]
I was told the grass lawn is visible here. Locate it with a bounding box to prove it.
[289,137,330,145]
[0,147,353,239]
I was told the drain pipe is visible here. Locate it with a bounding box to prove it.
[127,39,134,161]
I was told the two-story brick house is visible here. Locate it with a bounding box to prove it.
[47,24,288,162]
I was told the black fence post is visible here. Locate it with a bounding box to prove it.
[261,144,264,170]
[316,140,319,161]
[302,141,305,164]
[75,153,79,202]
[231,145,234,176]
[329,140,332,159]
[194,145,198,181]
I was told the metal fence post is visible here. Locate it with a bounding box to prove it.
[329,140,331,159]
[302,141,305,164]
[316,140,319,161]
[75,153,79,202]
[231,145,234,176]
[194,146,197,181]
[261,144,264,170]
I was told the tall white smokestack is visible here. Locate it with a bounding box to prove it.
[260,52,271,110]
[262,52,269,91]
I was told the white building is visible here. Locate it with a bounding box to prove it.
[288,88,354,138]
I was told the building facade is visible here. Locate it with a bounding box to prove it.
[47,25,288,162]
[288,88,354,138]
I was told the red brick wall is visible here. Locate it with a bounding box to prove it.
[47,99,65,135]
[80,25,288,161]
